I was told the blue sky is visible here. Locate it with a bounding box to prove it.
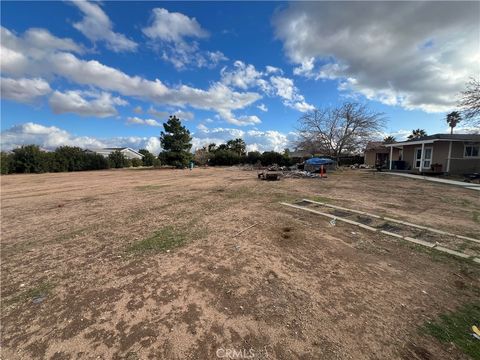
[1,1,478,154]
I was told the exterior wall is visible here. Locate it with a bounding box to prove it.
[402,146,415,170]
[448,142,480,174]
[364,150,377,166]
[364,148,400,167]
[120,149,143,160]
[431,141,450,171]
[401,141,480,174]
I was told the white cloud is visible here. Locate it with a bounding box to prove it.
[270,76,315,112]
[1,77,51,103]
[291,101,315,113]
[126,116,162,127]
[72,0,137,52]
[148,107,195,121]
[0,26,260,125]
[221,61,264,90]
[133,106,143,114]
[376,129,412,142]
[192,124,296,152]
[0,122,162,154]
[147,107,169,119]
[0,26,83,76]
[221,61,314,112]
[273,2,480,113]
[49,54,260,125]
[265,65,283,74]
[143,8,208,42]
[257,103,268,112]
[446,125,479,135]
[49,90,127,117]
[0,122,104,150]
[270,76,295,100]
[143,8,226,69]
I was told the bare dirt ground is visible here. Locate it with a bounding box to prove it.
[1,167,479,360]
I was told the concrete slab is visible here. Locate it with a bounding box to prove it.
[379,230,404,239]
[404,237,436,248]
[380,172,480,190]
[435,246,470,259]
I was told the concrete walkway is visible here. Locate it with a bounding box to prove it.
[380,172,480,191]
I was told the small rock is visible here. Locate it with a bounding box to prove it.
[19,283,25,288]
[32,296,45,304]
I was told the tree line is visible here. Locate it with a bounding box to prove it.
[158,115,296,167]
[0,116,296,174]
[0,145,156,174]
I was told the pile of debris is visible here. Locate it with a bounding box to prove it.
[258,168,282,181]
[283,170,319,178]
[349,163,370,169]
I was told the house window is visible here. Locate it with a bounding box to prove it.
[464,144,479,158]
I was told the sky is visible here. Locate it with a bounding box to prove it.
[1,1,479,154]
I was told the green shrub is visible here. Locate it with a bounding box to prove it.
[139,149,155,166]
[108,150,129,168]
[246,151,262,164]
[131,158,142,167]
[209,149,243,166]
[11,145,48,173]
[152,158,161,168]
[1,152,13,174]
[261,151,284,166]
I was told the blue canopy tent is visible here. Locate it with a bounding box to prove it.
[305,158,334,166]
[304,157,335,172]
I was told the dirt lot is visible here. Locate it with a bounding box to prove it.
[1,167,479,359]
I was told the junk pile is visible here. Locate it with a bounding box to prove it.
[258,166,283,181]
[257,158,334,180]
[283,171,319,178]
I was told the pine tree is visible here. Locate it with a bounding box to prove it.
[159,115,193,168]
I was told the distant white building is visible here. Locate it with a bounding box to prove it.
[87,147,144,160]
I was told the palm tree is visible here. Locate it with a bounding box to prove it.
[407,129,427,140]
[383,136,396,144]
[446,111,461,134]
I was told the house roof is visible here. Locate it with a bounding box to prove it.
[289,150,312,158]
[409,134,480,142]
[385,133,480,147]
[365,141,388,151]
[88,147,144,157]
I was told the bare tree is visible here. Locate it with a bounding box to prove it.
[296,102,385,162]
[459,77,480,126]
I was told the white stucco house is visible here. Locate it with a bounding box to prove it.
[87,147,144,160]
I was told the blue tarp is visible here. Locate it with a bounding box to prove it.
[305,157,334,165]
